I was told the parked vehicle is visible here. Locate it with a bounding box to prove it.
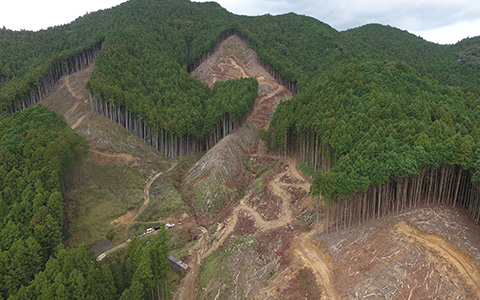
[166,223,175,229]
[154,225,160,230]
[146,228,154,234]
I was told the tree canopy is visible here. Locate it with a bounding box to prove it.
[0,0,480,292]
[269,60,480,200]
[3,0,478,141]
[0,106,172,299]
[0,105,88,298]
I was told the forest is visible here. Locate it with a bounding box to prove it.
[2,0,479,159]
[0,0,480,297]
[0,106,171,299]
[267,60,480,230]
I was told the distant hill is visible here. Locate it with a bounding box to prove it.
[344,24,480,95]
[1,0,479,215]
[1,0,480,298]
[1,0,480,206]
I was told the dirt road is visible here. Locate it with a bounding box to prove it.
[131,166,173,223]
[97,241,128,261]
[295,231,340,300]
[177,155,337,299]
[63,73,90,129]
[394,221,480,295]
[97,161,177,260]
[110,161,177,228]
[174,227,208,299]
[175,35,337,300]
[176,156,323,299]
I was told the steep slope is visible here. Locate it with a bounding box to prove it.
[182,35,291,223]
[173,34,298,299]
[269,60,480,231]
[40,64,177,248]
[2,1,480,298]
[174,28,480,300]
[321,205,480,299]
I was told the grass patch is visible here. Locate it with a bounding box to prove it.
[298,268,322,299]
[193,185,234,216]
[254,180,264,191]
[254,160,277,179]
[168,228,191,257]
[66,161,145,247]
[209,223,218,237]
[197,236,258,298]
[172,239,196,259]
[165,268,183,300]
[138,177,188,222]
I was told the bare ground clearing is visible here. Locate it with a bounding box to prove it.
[37,33,480,300]
[175,34,480,300]
[184,35,291,224]
[175,35,336,300]
[321,205,480,299]
[40,63,172,249]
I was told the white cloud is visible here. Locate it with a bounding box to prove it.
[0,0,127,31]
[412,19,480,44]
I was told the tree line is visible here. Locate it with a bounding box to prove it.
[2,0,480,233]
[2,0,479,114]
[0,106,172,299]
[266,60,480,231]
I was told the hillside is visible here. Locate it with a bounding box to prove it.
[1,0,480,299]
[343,24,480,95]
[183,34,291,223]
[39,65,178,248]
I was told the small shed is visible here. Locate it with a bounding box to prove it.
[168,255,189,273]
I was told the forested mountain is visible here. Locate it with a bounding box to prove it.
[343,24,480,95]
[269,61,480,228]
[1,0,480,297]
[0,106,171,299]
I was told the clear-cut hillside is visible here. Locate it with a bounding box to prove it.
[183,34,291,223]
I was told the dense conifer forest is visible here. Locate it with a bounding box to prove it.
[0,106,170,299]
[268,61,480,230]
[1,0,480,297]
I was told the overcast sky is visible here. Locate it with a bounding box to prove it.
[1,0,480,45]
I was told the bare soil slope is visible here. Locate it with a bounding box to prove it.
[41,65,164,159]
[321,205,480,299]
[184,35,291,223]
[37,35,480,300]
[175,35,480,300]
[174,37,337,299]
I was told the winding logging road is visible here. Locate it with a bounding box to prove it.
[394,221,480,295]
[174,36,339,299]
[97,162,177,261]
[174,155,339,299]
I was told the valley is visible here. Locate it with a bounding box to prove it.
[2,1,480,299]
[40,33,480,299]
